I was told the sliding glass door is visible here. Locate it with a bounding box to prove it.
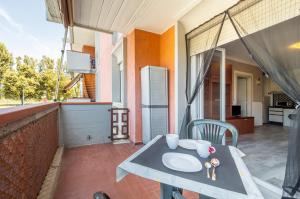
[200,48,226,121]
[191,48,226,122]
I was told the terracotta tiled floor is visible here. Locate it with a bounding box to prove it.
[54,143,199,199]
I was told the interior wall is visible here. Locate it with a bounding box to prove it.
[228,59,263,125]
[228,59,263,103]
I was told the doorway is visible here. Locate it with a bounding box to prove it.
[200,48,226,121]
[234,71,253,117]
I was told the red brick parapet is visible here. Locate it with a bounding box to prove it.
[0,103,59,199]
[0,102,60,127]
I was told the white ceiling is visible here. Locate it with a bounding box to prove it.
[70,26,95,51]
[72,0,202,34]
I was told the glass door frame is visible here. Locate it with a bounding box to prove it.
[199,47,226,122]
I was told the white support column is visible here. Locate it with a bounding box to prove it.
[217,48,226,122]
[175,21,188,134]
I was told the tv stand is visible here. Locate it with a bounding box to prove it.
[226,116,254,134]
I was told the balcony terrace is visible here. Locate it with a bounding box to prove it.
[0,103,286,199]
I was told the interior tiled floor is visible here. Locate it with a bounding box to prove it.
[239,124,288,188]
[55,124,287,199]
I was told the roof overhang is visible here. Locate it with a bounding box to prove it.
[45,0,203,34]
[45,0,73,27]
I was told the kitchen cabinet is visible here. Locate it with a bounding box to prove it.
[268,107,283,123]
[283,109,296,127]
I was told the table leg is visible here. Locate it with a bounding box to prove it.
[160,184,185,199]
[199,194,216,199]
[160,183,173,199]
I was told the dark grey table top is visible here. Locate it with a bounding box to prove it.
[131,136,246,195]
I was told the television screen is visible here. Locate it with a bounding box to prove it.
[232,105,241,116]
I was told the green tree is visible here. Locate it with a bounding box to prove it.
[37,56,56,99]
[2,56,39,103]
[1,53,79,103]
[38,55,54,71]
[0,42,13,81]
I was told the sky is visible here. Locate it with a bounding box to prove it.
[0,0,65,60]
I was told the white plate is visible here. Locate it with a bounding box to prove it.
[178,139,198,150]
[162,152,202,172]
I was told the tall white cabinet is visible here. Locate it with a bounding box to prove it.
[141,66,168,144]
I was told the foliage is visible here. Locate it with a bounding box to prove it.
[0,42,13,81]
[0,43,79,102]
[3,56,39,99]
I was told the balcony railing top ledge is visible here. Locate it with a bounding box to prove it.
[0,102,113,126]
[0,102,60,127]
[61,102,112,105]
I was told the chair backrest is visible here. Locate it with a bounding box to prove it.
[187,119,238,147]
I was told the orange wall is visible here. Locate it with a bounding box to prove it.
[160,27,175,133]
[99,33,113,102]
[127,29,161,143]
[126,27,175,143]
[82,45,95,57]
[82,46,96,100]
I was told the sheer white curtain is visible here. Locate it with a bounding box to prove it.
[190,54,204,120]
[180,13,226,138]
[228,1,300,197]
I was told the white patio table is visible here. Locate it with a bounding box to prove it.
[116,135,263,199]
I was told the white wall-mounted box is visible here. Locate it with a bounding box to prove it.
[66,50,95,73]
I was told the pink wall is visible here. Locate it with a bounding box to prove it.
[99,33,113,102]
[126,32,137,142]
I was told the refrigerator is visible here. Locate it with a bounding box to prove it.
[141,66,168,144]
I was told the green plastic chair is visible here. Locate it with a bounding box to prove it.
[187,119,239,147]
